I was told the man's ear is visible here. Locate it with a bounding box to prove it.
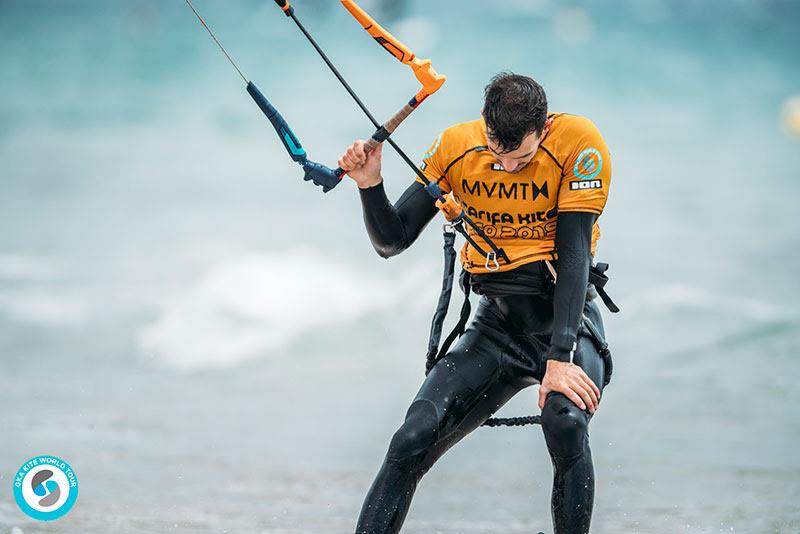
[540,116,554,139]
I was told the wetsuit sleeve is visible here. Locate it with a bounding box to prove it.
[358,180,439,258]
[557,119,611,214]
[546,211,597,363]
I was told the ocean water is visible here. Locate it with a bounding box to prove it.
[1,0,799,532]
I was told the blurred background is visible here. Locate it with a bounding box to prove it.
[1,0,798,532]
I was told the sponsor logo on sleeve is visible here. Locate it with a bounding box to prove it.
[570,179,602,190]
[423,132,443,160]
[574,147,602,180]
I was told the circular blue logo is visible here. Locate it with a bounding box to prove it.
[573,147,602,180]
[13,455,79,521]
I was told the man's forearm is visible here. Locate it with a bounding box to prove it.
[358,180,438,258]
[547,211,597,362]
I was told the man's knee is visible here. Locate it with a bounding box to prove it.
[387,399,440,461]
[541,393,589,459]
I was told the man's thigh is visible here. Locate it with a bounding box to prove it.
[414,301,526,437]
[572,298,607,395]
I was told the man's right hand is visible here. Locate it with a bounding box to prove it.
[338,140,384,189]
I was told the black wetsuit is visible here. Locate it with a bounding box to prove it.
[355,181,608,534]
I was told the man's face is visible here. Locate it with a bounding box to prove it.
[486,129,543,174]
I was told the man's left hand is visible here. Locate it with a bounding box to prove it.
[538,359,601,413]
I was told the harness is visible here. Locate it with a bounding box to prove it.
[422,151,513,273]
[424,220,619,428]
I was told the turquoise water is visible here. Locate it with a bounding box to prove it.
[1,0,799,532]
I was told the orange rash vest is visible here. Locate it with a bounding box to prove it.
[416,113,612,274]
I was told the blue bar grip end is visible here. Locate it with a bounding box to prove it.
[302,161,343,193]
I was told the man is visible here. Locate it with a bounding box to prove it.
[338,72,613,534]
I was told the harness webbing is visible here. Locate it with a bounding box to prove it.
[423,181,509,271]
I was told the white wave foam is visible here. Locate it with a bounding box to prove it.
[138,248,432,370]
[0,254,89,325]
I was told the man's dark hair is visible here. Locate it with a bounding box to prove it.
[482,72,548,153]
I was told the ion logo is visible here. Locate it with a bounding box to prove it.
[13,455,78,521]
[570,179,602,190]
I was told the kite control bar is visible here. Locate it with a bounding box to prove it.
[273,0,446,177]
[272,0,508,267]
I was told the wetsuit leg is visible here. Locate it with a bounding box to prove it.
[355,298,533,534]
[540,298,606,534]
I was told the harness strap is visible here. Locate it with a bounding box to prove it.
[589,262,620,313]
[426,268,471,375]
[424,223,474,374]
[425,226,457,374]
[438,271,472,358]
[580,314,613,387]
[425,182,508,271]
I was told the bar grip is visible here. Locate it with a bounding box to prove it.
[362,101,416,153]
[382,101,415,134]
[338,100,417,175]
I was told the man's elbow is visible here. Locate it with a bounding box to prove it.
[372,241,406,259]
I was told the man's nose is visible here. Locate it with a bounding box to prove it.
[501,159,517,172]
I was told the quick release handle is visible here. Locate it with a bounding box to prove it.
[247,82,306,163]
